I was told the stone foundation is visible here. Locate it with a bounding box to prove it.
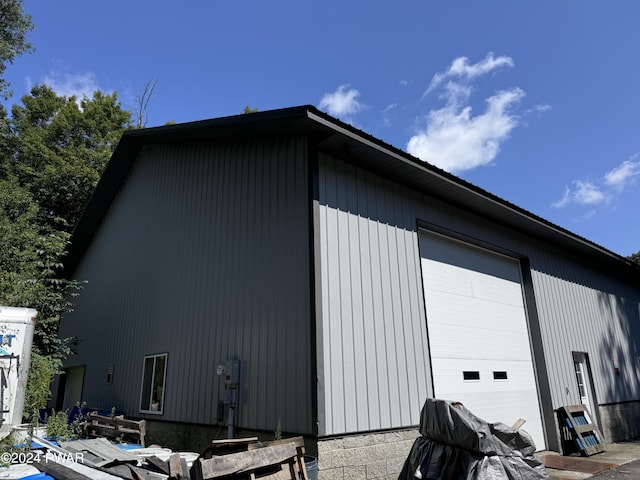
[598,401,640,443]
[317,429,419,480]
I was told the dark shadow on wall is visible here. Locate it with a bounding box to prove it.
[596,290,640,442]
[597,291,640,403]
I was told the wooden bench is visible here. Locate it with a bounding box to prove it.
[83,411,146,446]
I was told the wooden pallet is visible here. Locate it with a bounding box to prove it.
[558,405,605,456]
[83,411,146,446]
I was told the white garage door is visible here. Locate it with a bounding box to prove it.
[419,231,545,450]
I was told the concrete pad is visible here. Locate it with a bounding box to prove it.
[540,440,640,479]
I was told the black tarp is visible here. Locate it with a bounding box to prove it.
[398,399,548,480]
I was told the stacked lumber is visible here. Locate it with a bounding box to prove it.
[0,435,310,480]
[191,436,309,480]
[1,435,197,480]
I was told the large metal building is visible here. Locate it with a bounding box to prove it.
[58,106,640,479]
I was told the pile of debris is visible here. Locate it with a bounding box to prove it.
[1,432,310,480]
[399,399,548,480]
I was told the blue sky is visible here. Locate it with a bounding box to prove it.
[6,1,640,257]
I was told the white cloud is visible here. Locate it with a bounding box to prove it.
[525,103,551,116]
[381,103,397,114]
[553,156,640,211]
[426,52,514,96]
[407,87,524,172]
[43,71,101,100]
[553,181,609,208]
[318,85,363,120]
[407,53,527,173]
[603,156,640,191]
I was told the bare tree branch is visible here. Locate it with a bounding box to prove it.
[134,78,159,128]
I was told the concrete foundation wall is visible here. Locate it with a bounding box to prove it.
[599,402,640,443]
[317,429,419,480]
[142,420,314,455]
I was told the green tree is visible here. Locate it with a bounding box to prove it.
[8,85,131,231]
[0,0,33,176]
[2,84,130,354]
[0,178,80,358]
[629,251,640,266]
[0,155,82,423]
[0,0,33,99]
[0,178,39,297]
[0,84,129,419]
[0,1,97,422]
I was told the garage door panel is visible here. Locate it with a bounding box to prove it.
[432,390,538,418]
[421,235,522,284]
[424,290,530,334]
[422,262,524,306]
[422,266,473,297]
[429,329,533,360]
[419,231,545,449]
[431,358,538,391]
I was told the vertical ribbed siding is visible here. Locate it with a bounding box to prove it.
[530,251,640,409]
[60,134,640,441]
[317,154,432,435]
[316,153,640,438]
[60,137,313,434]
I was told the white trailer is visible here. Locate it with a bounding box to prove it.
[0,306,37,438]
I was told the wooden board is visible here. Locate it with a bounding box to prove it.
[200,437,259,458]
[194,442,299,480]
[33,456,123,480]
[169,452,191,479]
[33,458,94,480]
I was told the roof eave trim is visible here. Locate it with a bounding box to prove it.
[306,109,627,265]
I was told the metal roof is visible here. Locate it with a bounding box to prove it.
[64,105,640,280]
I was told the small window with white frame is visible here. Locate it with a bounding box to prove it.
[139,353,167,414]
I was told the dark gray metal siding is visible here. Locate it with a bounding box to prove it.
[60,138,313,434]
[316,153,640,437]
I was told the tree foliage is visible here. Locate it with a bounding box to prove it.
[629,251,640,266]
[0,177,80,358]
[0,85,131,418]
[0,1,134,420]
[0,179,38,279]
[0,0,33,99]
[8,85,131,232]
[23,351,62,422]
[0,84,131,359]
